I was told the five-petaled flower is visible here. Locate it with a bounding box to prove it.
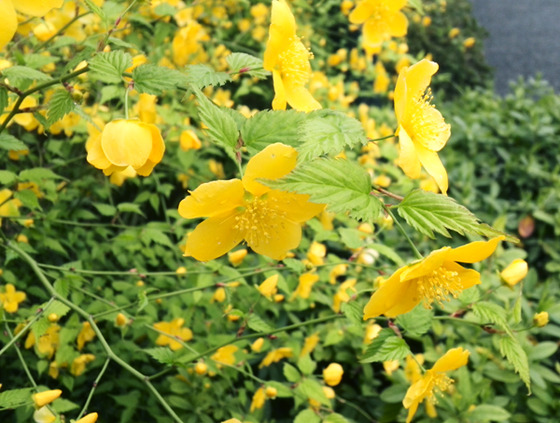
[178,143,324,261]
[153,318,193,351]
[0,283,26,313]
[403,347,469,423]
[263,0,321,112]
[364,237,504,319]
[394,59,451,194]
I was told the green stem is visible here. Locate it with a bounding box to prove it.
[368,134,396,143]
[336,396,377,422]
[34,12,92,52]
[4,322,38,389]
[218,361,266,384]
[144,324,199,356]
[384,206,423,260]
[76,357,110,419]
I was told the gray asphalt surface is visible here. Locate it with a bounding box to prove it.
[470,0,560,95]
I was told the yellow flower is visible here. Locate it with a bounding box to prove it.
[403,347,469,423]
[77,322,96,351]
[222,420,242,423]
[251,337,265,352]
[75,412,99,423]
[178,143,324,261]
[333,278,357,313]
[323,362,344,386]
[373,61,390,94]
[292,272,319,300]
[115,313,128,327]
[263,0,321,112]
[250,387,266,412]
[0,0,63,50]
[364,237,504,319]
[71,354,95,376]
[349,0,408,55]
[179,129,202,151]
[86,118,165,177]
[194,361,208,375]
[266,386,278,398]
[500,259,528,286]
[211,287,227,303]
[228,249,248,266]
[300,333,320,357]
[33,389,62,407]
[48,361,59,379]
[533,311,549,327]
[26,324,60,359]
[383,359,399,376]
[172,20,209,67]
[363,322,382,344]
[449,27,460,39]
[394,59,451,194]
[0,283,26,313]
[307,241,326,266]
[259,347,293,368]
[153,318,193,351]
[404,354,424,383]
[175,266,187,275]
[211,345,238,366]
[329,264,348,284]
[258,274,279,299]
[463,37,476,48]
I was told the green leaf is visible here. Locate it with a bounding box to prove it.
[296,379,330,407]
[88,51,132,84]
[297,110,368,162]
[117,202,145,216]
[141,228,173,247]
[265,381,293,398]
[185,64,230,89]
[2,66,51,82]
[241,109,306,153]
[14,190,40,210]
[132,64,188,95]
[294,409,321,423]
[265,158,382,222]
[19,168,63,181]
[468,405,511,422]
[282,258,306,273]
[395,306,433,336]
[472,301,513,337]
[47,89,75,125]
[297,354,317,375]
[361,328,410,363]
[144,347,176,365]
[528,341,558,361]
[323,413,351,423]
[0,134,27,151]
[52,398,79,413]
[0,170,17,185]
[226,53,270,79]
[397,190,516,241]
[0,87,7,113]
[341,301,363,326]
[194,89,239,152]
[93,203,117,216]
[82,0,107,22]
[283,363,301,383]
[368,243,404,266]
[247,314,273,333]
[499,336,531,393]
[0,388,34,410]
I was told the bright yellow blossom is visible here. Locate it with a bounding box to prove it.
[33,389,62,407]
[75,412,99,423]
[263,0,321,112]
[394,59,451,194]
[258,274,279,299]
[77,321,96,351]
[534,311,549,327]
[259,347,293,368]
[0,283,26,313]
[364,237,504,319]
[250,387,266,412]
[228,249,248,266]
[403,347,469,423]
[179,129,202,151]
[211,345,238,366]
[292,272,320,300]
[71,354,95,376]
[178,143,324,261]
[300,333,320,357]
[333,278,357,313]
[323,362,344,386]
[500,259,528,286]
[153,318,193,351]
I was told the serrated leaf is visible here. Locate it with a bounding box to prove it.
[499,336,531,393]
[296,379,330,407]
[194,88,238,152]
[282,258,306,273]
[2,66,52,82]
[297,110,368,162]
[14,190,40,210]
[47,89,75,125]
[265,157,382,222]
[226,53,270,79]
[144,347,176,365]
[395,306,433,336]
[341,301,363,326]
[117,202,145,216]
[141,228,173,247]
[294,409,321,423]
[247,314,273,333]
[185,64,230,89]
[283,363,301,383]
[241,109,306,153]
[397,190,516,241]
[468,405,511,422]
[82,0,107,22]
[88,51,132,84]
[472,301,513,337]
[19,168,63,181]
[93,203,117,216]
[132,64,188,95]
[0,170,17,185]
[361,329,410,363]
[297,354,316,375]
[265,381,293,398]
[51,398,79,413]
[0,388,34,410]
[0,134,27,151]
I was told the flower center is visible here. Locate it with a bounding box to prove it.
[234,195,286,247]
[417,267,461,308]
[408,89,450,152]
[278,36,312,86]
[427,373,454,404]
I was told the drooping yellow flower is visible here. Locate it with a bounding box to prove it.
[500,259,528,286]
[333,278,357,313]
[71,354,96,376]
[403,347,469,423]
[0,0,64,50]
[211,345,238,366]
[394,59,451,194]
[77,322,96,351]
[364,237,504,319]
[0,283,26,313]
[323,362,344,386]
[153,318,193,351]
[300,333,320,357]
[33,389,62,407]
[263,0,321,112]
[75,412,99,423]
[258,274,279,299]
[291,272,319,300]
[349,0,408,56]
[259,347,293,368]
[250,387,266,412]
[228,249,248,267]
[179,129,202,151]
[178,143,324,261]
[251,337,265,352]
[86,118,165,177]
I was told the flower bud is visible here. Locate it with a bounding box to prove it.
[265,386,277,398]
[195,361,208,375]
[500,259,528,286]
[533,312,549,327]
[33,389,62,407]
[76,412,99,423]
[323,363,344,386]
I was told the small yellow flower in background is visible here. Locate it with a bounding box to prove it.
[86,118,165,177]
[250,387,266,412]
[383,360,400,376]
[329,264,348,284]
[533,311,549,327]
[115,313,128,327]
[463,37,476,48]
[323,362,344,386]
[363,322,382,344]
[333,278,357,313]
[26,324,60,359]
[500,259,528,286]
[153,318,193,351]
[71,354,95,376]
[77,322,96,351]
[349,0,408,56]
[449,27,460,39]
[136,93,158,124]
[16,234,29,244]
[108,165,137,187]
[404,354,424,383]
[266,386,278,398]
[33,406,56,423]
[307,241,326,265]
[263,0,322,112]
[403,347,469,423]
[172,20,209,67]
[341,0,354,15]
[323,385,336,399]
[0,283,26,313]
[228,249,248,267]
[47,313,58,322]
[259,347,293,368]
[211,345,238,366]
[364,237,504,319]
[179,129,202,151]
[0,189,22,227]
[48,362,59,379]
[33,389,62,407]
[394,59,451,194]
[373,61,390,94]
[194,361,208,375]
[300,333,320,357]
[75,412,99,423]
[292,272,320,300]
[175,266,187,275]
[178,143,324,261]
[422,16,432,27]
[212,287,227,303]
[222,420,242,423]
[251,337,265,352]
[258,274,279,299]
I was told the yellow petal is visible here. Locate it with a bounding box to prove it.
[348,1,374,24]
[269,0,296,40]
[248,218,302,260]
[387,11,408,37]
[0,188,13,205]
[382,280,422,317]
[271,70,287,110]
[401,247,450,281]
[75,412,99,423]
[447,237,504,264]
[403,375,432,408]
[402,59,439,104]
[445,262,481,290]
[184,213,243,261]
[242,143,297,196]
[178,179,245,219]
[269,190,324,223]
[362,19,385,48]
[397,127,422,179]
[431,347,469,373]
[0,1,17,51]
[101,120,152,168]
[388,0,408,12]
[414,142,448,195]
[414,105,451,152]
[13,0,63,17]
[405,400,419,423]
[363,267,407,319]
[147,123,165,163]
[284,82,322,112]
[86,134,111,170]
